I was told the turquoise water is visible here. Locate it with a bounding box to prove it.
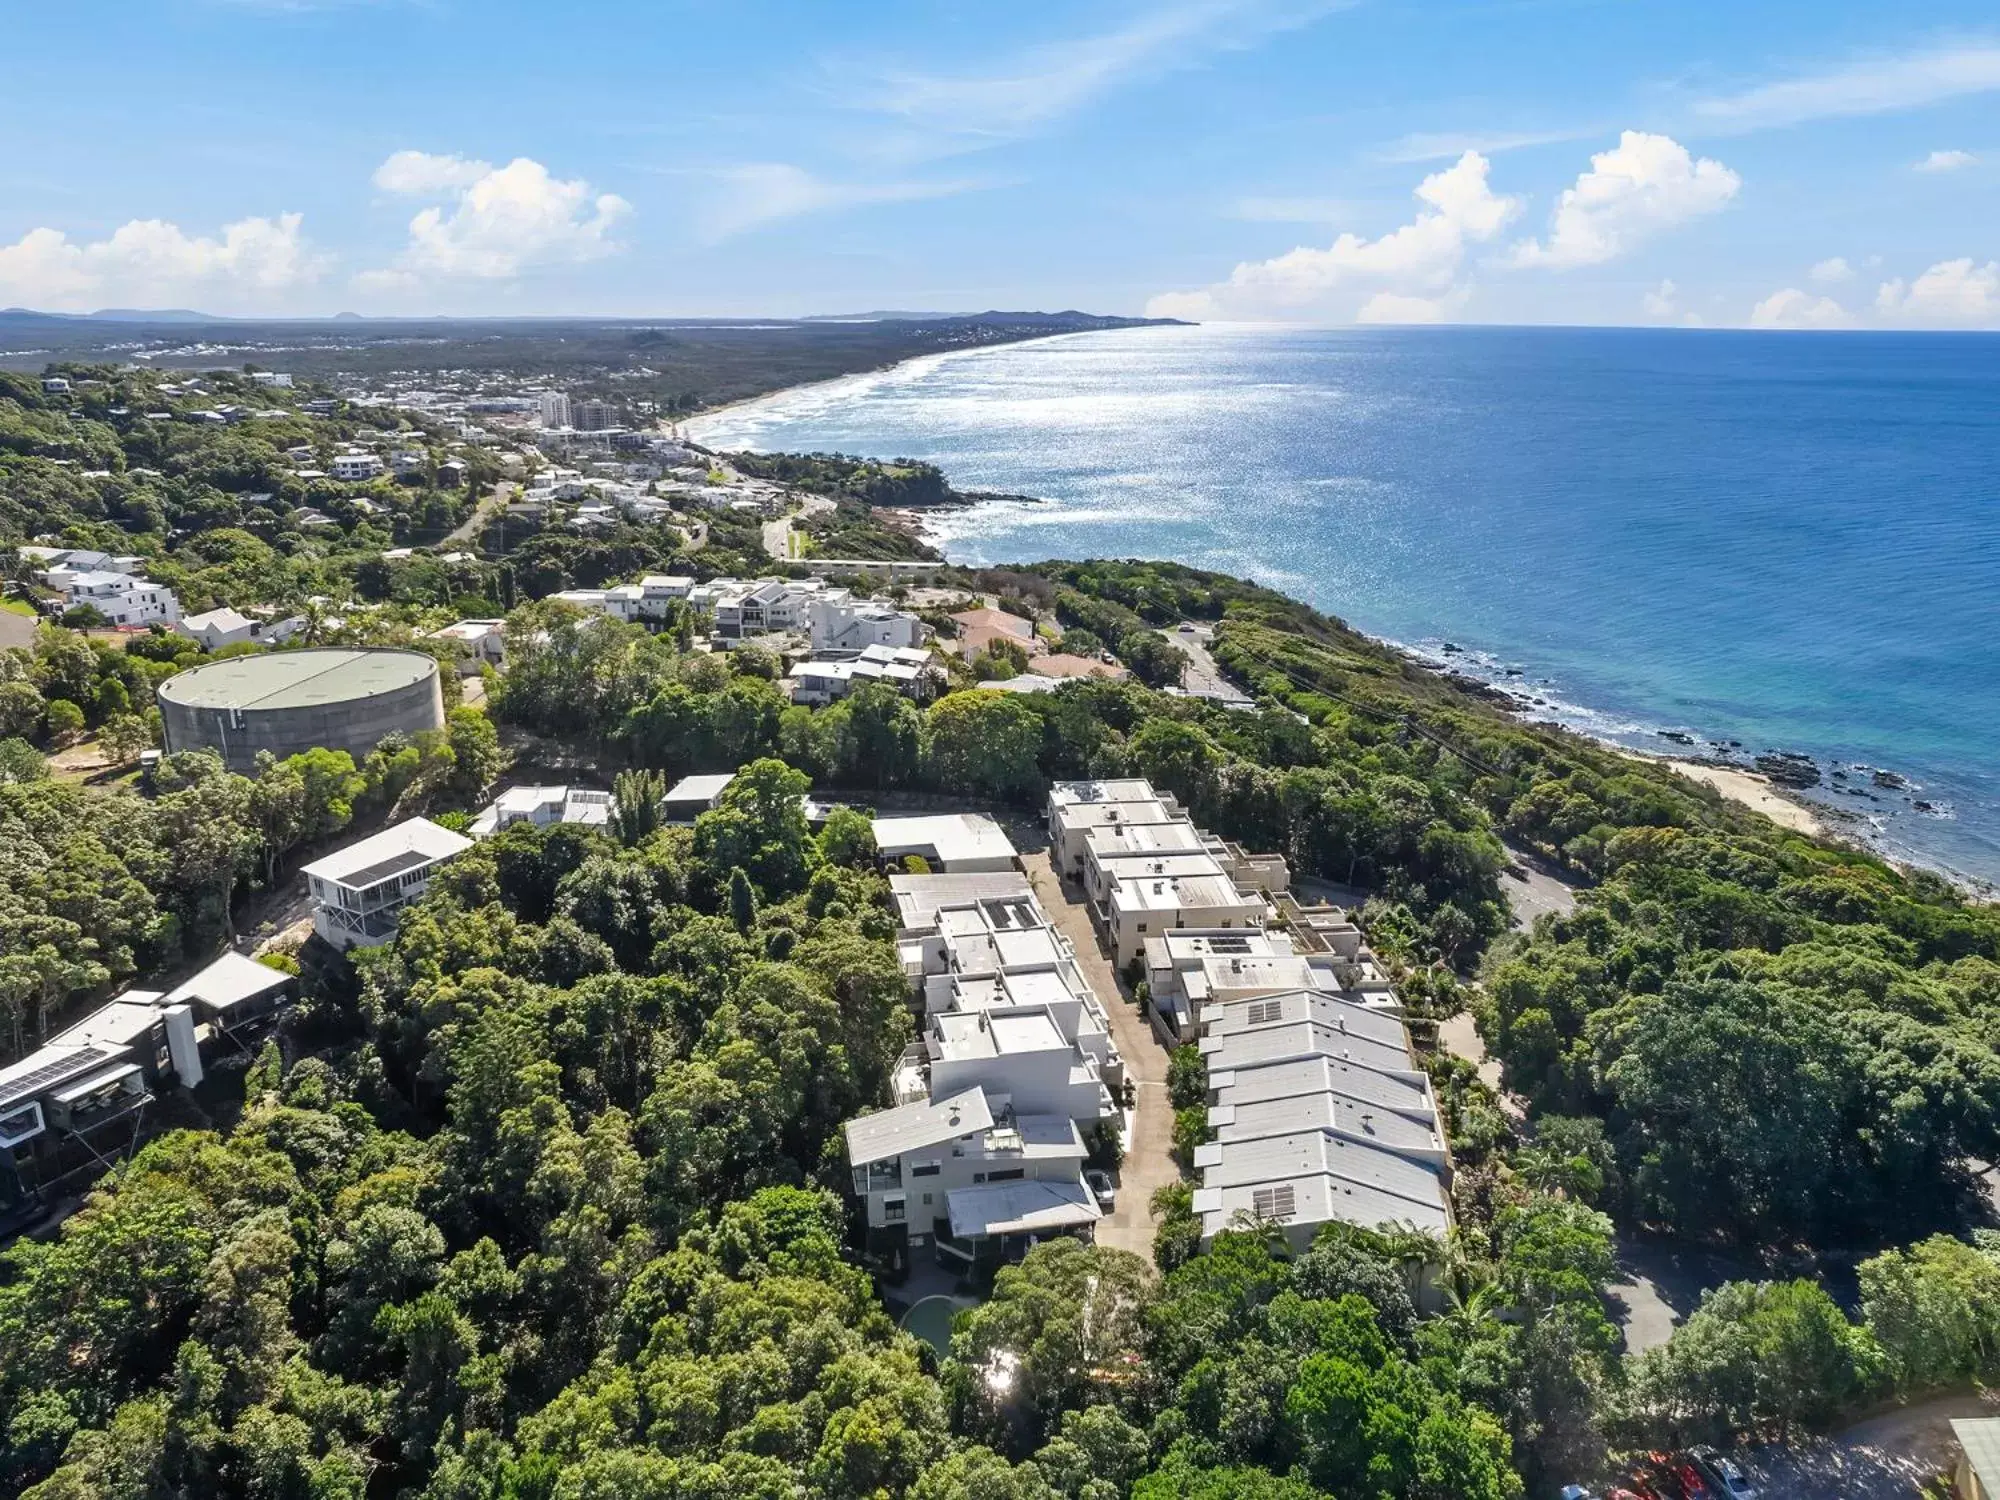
[690,324,2000,885]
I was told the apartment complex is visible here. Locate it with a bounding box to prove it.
[845,870,1118,1274]
[1047,776,1450,1258]
[1046,778,1290,966]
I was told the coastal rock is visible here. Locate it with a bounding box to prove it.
[1871,769,1909,790]
[1657,729,1695,746]
[1755,751,1822,788]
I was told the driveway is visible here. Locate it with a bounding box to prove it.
[1733,1389,1999,1498]
[443,480,514,547]
[1019,850,1178,1261]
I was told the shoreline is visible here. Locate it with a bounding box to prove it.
[659,339,1993,899]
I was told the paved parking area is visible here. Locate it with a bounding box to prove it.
[1019,849,1178,1260]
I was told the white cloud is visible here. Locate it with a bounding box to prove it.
[1915,148,1979,173]
[1510,131,1740,269]
[1749,287,1855,329]
[1145,150,1518,321]
[695,163,982,241]
[373,150,494,196]
[0,212,324,313]
[1642,278,1678,318]
[1876,258,2000,326]
[859,0,1342,154]
[1810,256,1854,284]
[365,155,630,283]
[1695,43,2000,133]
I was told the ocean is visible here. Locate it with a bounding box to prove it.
[686,324,2000,887]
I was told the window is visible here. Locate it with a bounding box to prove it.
[986,1168,1024,1183]
[910,1161,941,1177]
[1250,1184,1297,1221]
[883,1197,907,1223]
[867,1159,902,1190]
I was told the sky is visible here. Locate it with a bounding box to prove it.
[0,0,1996,327]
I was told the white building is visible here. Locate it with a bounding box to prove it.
[538,392,572,430]
[843,1087,1099,1273]
[662,772,736,823]
[808,593,928,653]
[1046,778,1290,967]
[468,785,614,838]
[301,817,473,950]
[55,570,181,627]
[872,812,1018,873]
[426,618,506,672]
[331,452,383,482]
[176,607,302,653]
[787,645,937,707]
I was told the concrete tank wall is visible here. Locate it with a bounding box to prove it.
[160,659,445,772]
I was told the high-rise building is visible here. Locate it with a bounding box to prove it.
[538,392,572,429]
[574,397,614,432]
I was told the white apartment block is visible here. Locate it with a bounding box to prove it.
[331,452,383,481]
[55,570,180,627]
[845,869,1124,1273]
[301,817,472,950]
[843,1087,1099,1275]
[538,392,572,429]
[1047,778,1296,967]
[1143,926,1399,1041]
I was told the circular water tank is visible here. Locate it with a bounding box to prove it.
[157,648,444,772]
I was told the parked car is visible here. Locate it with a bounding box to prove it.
[1559,1487,1599,1500]
[1084,1169,1117,1210]
[1687,1446,1759,1499]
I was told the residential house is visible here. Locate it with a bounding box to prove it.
[53,570,181,627]
[468,785,615,838]
[301,817,473,950]
[176,607,303,653]
[662,772,736,823]
[426,618,506,672]
[330,452,383,482]
[842,1088,1098,1274]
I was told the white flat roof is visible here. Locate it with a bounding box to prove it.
[300,817,473,886]
[663,772,736,803]
[890,872,1034,931]
[873,812,1017,867]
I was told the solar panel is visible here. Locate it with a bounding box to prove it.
[339,847,433,888]
[1251,1184,1297,1221]
[0,1045,111,1111]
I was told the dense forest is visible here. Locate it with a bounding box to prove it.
[5,425,2000,1495]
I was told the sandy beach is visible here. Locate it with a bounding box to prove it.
[1656,759,1826,837]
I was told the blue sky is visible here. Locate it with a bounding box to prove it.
[1,0,1995,325]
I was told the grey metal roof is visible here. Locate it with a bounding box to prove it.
[1955,1420,2000,1493]
[163,951,294,1017]
[844,1088,994,1165]
[158,648,435,710]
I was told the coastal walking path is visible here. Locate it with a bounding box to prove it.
[1019,850,1177,1260]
